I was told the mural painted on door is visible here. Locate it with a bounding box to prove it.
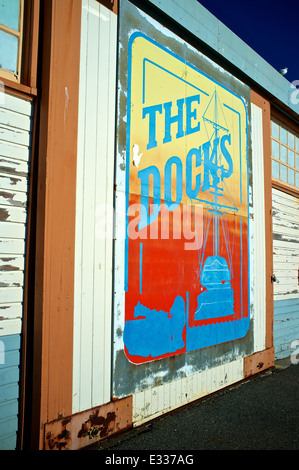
[123,33,250,364]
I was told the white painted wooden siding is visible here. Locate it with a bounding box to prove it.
[0,90,33,450]
[250,103,266,352]
[0,92,32,338]
[72,0,117,413]
[133,359,244,426]
[272,188,299,301]
[272,188,299,360]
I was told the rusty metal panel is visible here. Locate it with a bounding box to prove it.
[44,396,132,450]
[113,0,254,405]
[244,347,275,378]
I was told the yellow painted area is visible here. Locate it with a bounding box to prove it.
[129,34,248,217]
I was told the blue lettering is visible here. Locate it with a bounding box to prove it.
[164,156,183,209]
[163,98,185,144]
[186,147,202,199]
[142,104,163,150]
[138,165,161,230]
[220,134,233,178]
[143,94,201,149]
[202,137,220,192]
[136,135,233,229]
[185,95,200,135]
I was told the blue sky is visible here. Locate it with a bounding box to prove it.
[197,0,298,84]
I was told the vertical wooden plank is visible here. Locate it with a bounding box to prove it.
[250,102,266,352]
[150,387,158,416]
[133,390,145,424]
[261,99,274,350]
[73,0,97,413]
[72,0,88,415]
[92,0,110,408]
[32,0,82,449]
[21,0,40,88]
[196,368,206,400]
[80,0,100,413]
[103,0,117,407]
[251,91,273,352]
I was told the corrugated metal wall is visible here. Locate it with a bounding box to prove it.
[72,0,117,413]
[272,188,299,359]
[0,92,33,449]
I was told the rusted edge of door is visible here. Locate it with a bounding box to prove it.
[44,396,133,450]
[244,347,275,378]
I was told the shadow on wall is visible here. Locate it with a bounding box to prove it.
[100,0,116,12]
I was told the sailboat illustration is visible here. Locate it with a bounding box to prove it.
[185,87,251,353]
[192,88,237,322]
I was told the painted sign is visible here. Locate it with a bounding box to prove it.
[122,31,250,365]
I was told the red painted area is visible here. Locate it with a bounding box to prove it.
[125,193,249,364]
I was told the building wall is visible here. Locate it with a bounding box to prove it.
[272,188,299,359]
[42,0,276,450]
[19,0,299,450]
[0,92,33,449]
[111,0,273,428]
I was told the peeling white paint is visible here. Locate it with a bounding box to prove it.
[132,143,143,168]
[132,359,244,426]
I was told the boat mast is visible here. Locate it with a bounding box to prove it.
[213,89,219,258]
